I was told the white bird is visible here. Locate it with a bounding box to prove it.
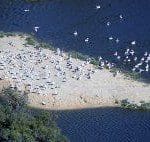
[134,57,137,61]
[140,57,145,62]
[73,31,78,36]
[117,56,121,60]
[127,59,131,62]
[34,26,40,32]
[126,56,129,59]
[96,5,101,9]
[132,68,136,72]
[114,52,118,56]
[125,49,130,55]
[56,48,61,56]
[109,36,113,40]
[145,64,149,72]
[130,50,135,55]
[98,56,102,61]
[85,38,89,43]
[144,52,148,56]
[107,22,111,26]
[119,14,123,19]
[139,69,144,73]
[24,9,30,12]
[116,38,119,43]
[131,41,136,45]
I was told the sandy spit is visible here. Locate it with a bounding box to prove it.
[0,35,150,110]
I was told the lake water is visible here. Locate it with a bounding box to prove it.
[0,1,150,141]
[56,108,150,142]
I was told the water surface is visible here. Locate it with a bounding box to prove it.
[57,108,150,142]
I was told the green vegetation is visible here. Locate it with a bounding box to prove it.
[0,87,67,141]
[0,31,24,38]
[25,37,36,46]
[120,99,150,110]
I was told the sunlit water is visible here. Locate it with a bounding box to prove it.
[0,1,150,141]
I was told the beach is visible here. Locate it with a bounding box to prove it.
[0,34,150,110]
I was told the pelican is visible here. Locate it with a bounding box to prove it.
[34,26,40,32]
[73,31,78,36]
[96,5,101,9]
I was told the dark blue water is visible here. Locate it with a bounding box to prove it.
[1,1,150,141]
[0,0,150,79]
[56,108,150,142]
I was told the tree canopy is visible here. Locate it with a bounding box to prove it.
[0,87,67,142]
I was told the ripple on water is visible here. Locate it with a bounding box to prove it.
[57,108,150,142]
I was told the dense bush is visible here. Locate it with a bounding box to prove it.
[0,87,67,142]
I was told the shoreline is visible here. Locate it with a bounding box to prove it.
[1,31,148,83]
[0,33,150,110]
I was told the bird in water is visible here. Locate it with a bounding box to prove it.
[73,31,78,37]
[131,41,136,45]
[96,5,101,9]
[114,52,118,56]
[24,9,30,12]
[116,38,119,43]
[109,36,113,40]
[34,26,40,32]
[144,52,148,56]
[134,57,138,61]
[106,22,111,26]
[145,64,149,72]
[119,14,123,19]
[85,38,89,43]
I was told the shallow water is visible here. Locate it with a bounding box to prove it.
[0,0,150,79]
[56,108,150,142]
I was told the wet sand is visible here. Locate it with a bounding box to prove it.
[0,35,150,110]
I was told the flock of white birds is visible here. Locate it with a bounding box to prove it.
[23,4,150,75]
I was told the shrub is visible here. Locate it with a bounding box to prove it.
[25,37,36,46]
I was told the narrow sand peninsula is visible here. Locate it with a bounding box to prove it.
[0,35,150,110]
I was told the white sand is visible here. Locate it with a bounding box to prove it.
[0,35,150,110]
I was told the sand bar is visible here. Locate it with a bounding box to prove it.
[0,35,150,110]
